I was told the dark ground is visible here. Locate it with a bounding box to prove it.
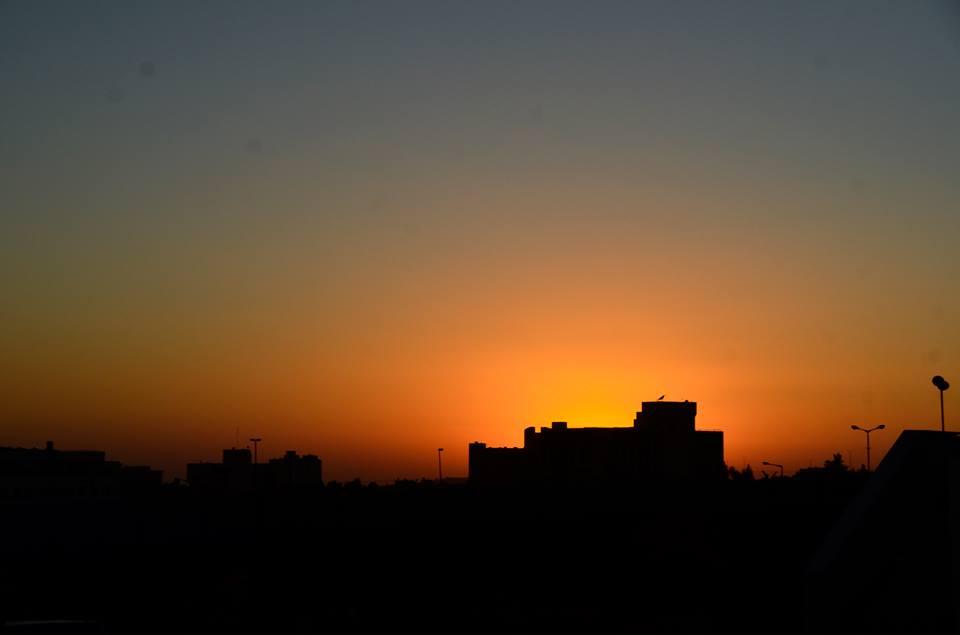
[0,478,860,634]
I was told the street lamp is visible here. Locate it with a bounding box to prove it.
[761,461,784,478]
[437,448,444,481]
[249,437,262,464]
[933,375,950,432]
[850,425,885,471]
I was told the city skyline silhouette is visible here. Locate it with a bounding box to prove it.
[2,1,959,631]
[3,1,959,485]
[1,375,949,483]
[3,414,958,633]
[2,383,952,486]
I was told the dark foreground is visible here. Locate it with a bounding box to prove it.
[0,477,860,634]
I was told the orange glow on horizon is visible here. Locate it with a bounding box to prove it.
[2,124,956,483]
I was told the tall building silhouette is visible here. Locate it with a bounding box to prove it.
[469,401,725,486]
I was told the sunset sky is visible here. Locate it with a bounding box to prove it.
[2,1,959,482]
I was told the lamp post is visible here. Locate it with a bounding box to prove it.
[437,448,444,481]
[850,425,884,471]
[761,461,784,478]
[249,437,262,464]
[933,375,950,432]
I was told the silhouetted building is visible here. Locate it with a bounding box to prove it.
[187,448,323,493]
[223,448,253,465]
[0,441,162,498]
[269,450,323,489]
[805,430,960,633]
[469,401,725,486]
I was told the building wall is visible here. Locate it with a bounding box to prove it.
[469,402,724,486]
[0,444,161,497]
[468,443,528,486]
[188,449,323,493]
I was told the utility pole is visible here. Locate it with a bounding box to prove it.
[437,448,444,481]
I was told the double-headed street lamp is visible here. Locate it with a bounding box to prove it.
[761,461,784,478]
[850,425,884,471]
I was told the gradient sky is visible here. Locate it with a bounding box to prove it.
[2,1,959,481]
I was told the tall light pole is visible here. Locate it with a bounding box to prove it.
[933,375,950,432]
[437,448,444,481]
[761,461,784,478]
[250,437,262,464]
[850,425,884,471]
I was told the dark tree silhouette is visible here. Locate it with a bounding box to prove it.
[728,464,755,481]
[823,453,848,473]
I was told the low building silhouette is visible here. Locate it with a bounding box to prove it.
[187,448,323,493]
[0,441,162,498]
[469,401,725,486]
[268,450,324,490]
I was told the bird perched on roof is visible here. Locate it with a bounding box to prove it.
[658,395,665,401]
